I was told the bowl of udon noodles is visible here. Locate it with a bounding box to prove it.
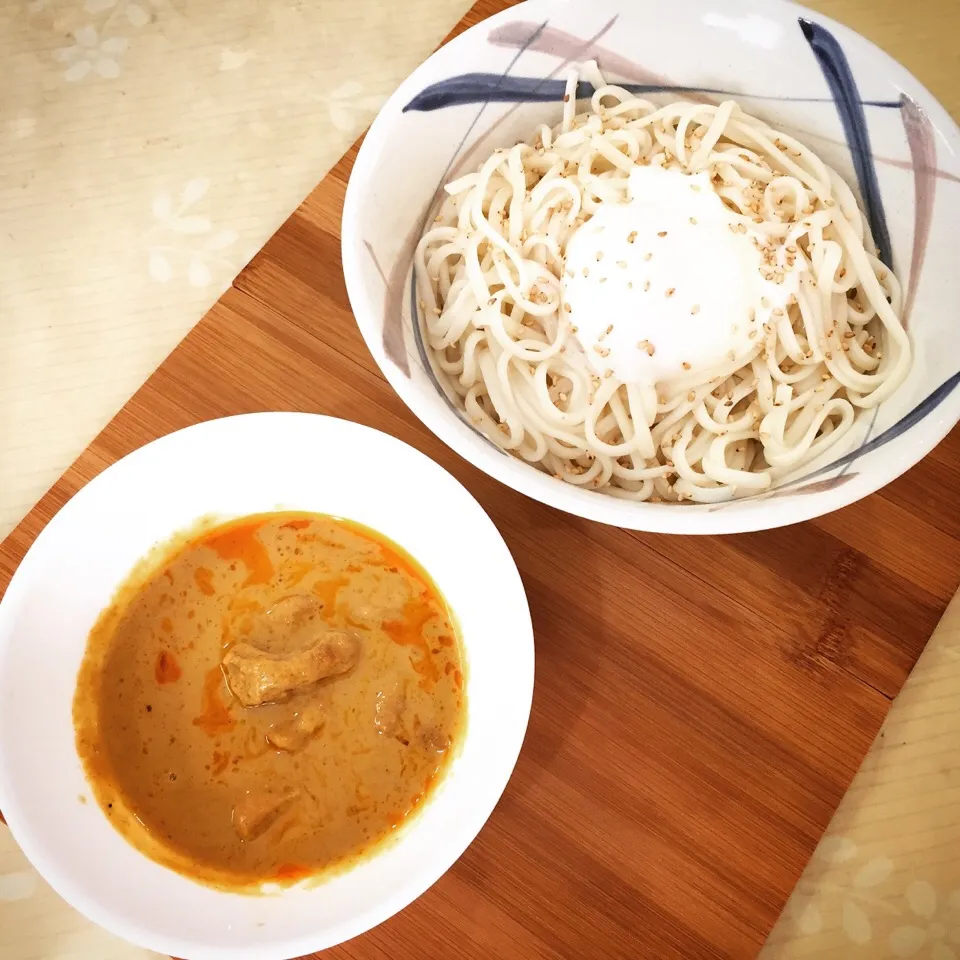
[341,0,960,534]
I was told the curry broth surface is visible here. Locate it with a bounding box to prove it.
[73,513,465,890]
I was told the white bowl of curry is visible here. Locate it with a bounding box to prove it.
[0,413,533,959]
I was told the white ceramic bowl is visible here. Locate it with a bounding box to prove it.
[342,0,960,534]
[0,413,533,960]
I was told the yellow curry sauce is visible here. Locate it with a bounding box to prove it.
[73,513,465,890]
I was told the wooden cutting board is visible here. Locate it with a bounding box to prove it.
[3,0,959,956]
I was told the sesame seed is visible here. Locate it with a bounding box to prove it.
[691,184,701,192]
[582,267,590,277]
[637,339,655,356]
[616,260,627,269]
[658,231,668,237]
[605,324,614,335]
[748,329,758,339]
[487,297,497,306]
[628,231,638,243]
[599,277,607,284]
[761,297,770,308]
[627,281,633,289]
[689,217,698,225]
[564,302,572,312]
[665,287,675,298]
[596,251,604,261]
[592,344,611,357]
[570,325,578,334]
[687,391,696,402]
[682,361,691,370]
[644,252,653,261]
[604,369,613,378]
[690,304,700,315]
[644,280,651,292]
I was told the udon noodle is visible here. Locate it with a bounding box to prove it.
[414,62,911,502]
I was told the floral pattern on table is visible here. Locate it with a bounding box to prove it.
[147,178,239,288]
[53,25,128,81]
[0,0,471,542]
[762,591,960,959]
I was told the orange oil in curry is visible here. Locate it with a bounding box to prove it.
[73,512,466,891]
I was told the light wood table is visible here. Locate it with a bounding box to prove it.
[2,0,959,958]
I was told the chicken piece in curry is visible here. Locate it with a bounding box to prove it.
[73,513,465,890]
